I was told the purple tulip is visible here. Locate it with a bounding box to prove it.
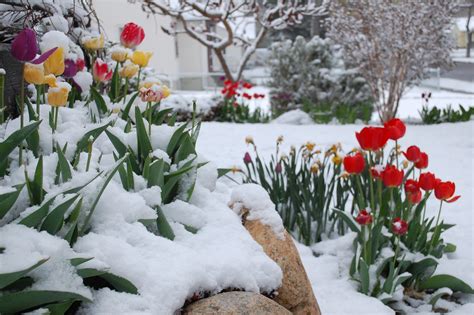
[10,28,57,64]
[243,152,252,164]
[275,162,282,174]
[63,59,78,78]
[11,28,38,62]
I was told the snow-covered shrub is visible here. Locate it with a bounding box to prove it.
[241,138,350,244]
[268,35,372,119]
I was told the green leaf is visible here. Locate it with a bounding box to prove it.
[156,206,175,240]
[0,185,24,220]
[105,130,127,157]
[0,120,41,170]
[91,87,108,115]
[333,209,360,233]
[19,197,56,228]
[0,290,90,314]
[134,106,152,160]
[419,274,474,294]
[56,144,72,183]
[70,257,93,267]
[47,300,75,315]
[40,194,81,235]
[166,123,188,157]
[73,123,110,162]
[147,159,165,188]
[0,258,48,289]
[444,243,456,253]
[174,133,196,163]
[407,257,437,281]
[25,156,44,205]
[109,63,120,102]
[217,168,232,178]
[79,154,128,235]
[359,258,370,294]
[121,92,139,120]
[77,268,138,294]
[154,108,173,125]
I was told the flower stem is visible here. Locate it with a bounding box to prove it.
[19,65,25,165]
[393,236,400,266]
[123,78,129,104]
[355,175,366,210]
[35,85,41,120]
[0,71,5,123]
[428,200,443,254]
[137,68,142,89]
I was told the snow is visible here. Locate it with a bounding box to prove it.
[230,183,285,239]
[196,120,474,314]
[272,109,314,125]
[40,30,70,55]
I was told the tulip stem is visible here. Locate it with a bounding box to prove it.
[368,153,376,213]
[19,65,25,165]
[147,102,152,136]
[355,175,366,210]
[428,200,443,254]
[393,236,400,266]
[137,68,142,90]
[35,85,41,120]
[123,78,129,104]
[395,140,399,168]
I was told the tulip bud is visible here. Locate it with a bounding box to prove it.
[130,50,153,68]
[243,152,252,164]
[355,210,373,225]
[392,218,408,235]
[111,46,130,63]
[343,152,365,174]
[47,82,71,107]
[82,33,104,51]
[119,60,139,79]
[120,22,145,48]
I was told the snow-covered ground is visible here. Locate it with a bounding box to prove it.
[197,120,474,314]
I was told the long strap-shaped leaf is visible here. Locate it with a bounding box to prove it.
[79,154,129,235]
[0,120,41,170]
[0,258,48,289]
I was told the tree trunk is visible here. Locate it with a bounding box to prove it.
[0,43,22,119]
[214,48,235,82]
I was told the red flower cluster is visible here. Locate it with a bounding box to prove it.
[221,80,239,98]
[220,80,264,101]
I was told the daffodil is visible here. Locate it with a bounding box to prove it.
[332,154,342,165]
[24,63,45,85]
[130,50,152,67]
[44,47,65,76]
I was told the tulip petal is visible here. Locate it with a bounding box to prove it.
[31,47,58,64]
[446,195,461,203]
[11,28,38,62]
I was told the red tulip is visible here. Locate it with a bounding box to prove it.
[355,127,389,151]
[93,59,113,82]
[355,210,373,225]
[120,22,145,48]
[370,165,384,179]
[434,181,461,203]
[403,145,421,162]
[392,218,408,235]
[243,93,252,100]
[343,152,365,174]
[76,58,85,72]
[243,152,252,164]
[11,28,57,64]
[419,172,437,191]
[405,179,422,204]
[242,82,253,89]
[414,152,428,169]
[384,118,406,141]
[382,165,404,187]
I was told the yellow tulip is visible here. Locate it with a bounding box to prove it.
[43,74,57,87]
[130,51,152,67]
[47,82,71,107]
[24,63,45,85]
[119,62,139,78]
[44,47,65,76]
[161,85,171,98]
[82,34,104,51]
[139,81,159,89]
[111,47,130,63]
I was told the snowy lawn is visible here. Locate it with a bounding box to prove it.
[197,121,474,314]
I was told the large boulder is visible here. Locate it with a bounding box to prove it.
[182,291,291,315]
[230,184,321,315]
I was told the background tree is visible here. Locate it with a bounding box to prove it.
[327,0,457,122]
[133,0,323,82]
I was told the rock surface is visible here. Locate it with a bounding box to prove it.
[182,291,291,315]
[241,209,321,315]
